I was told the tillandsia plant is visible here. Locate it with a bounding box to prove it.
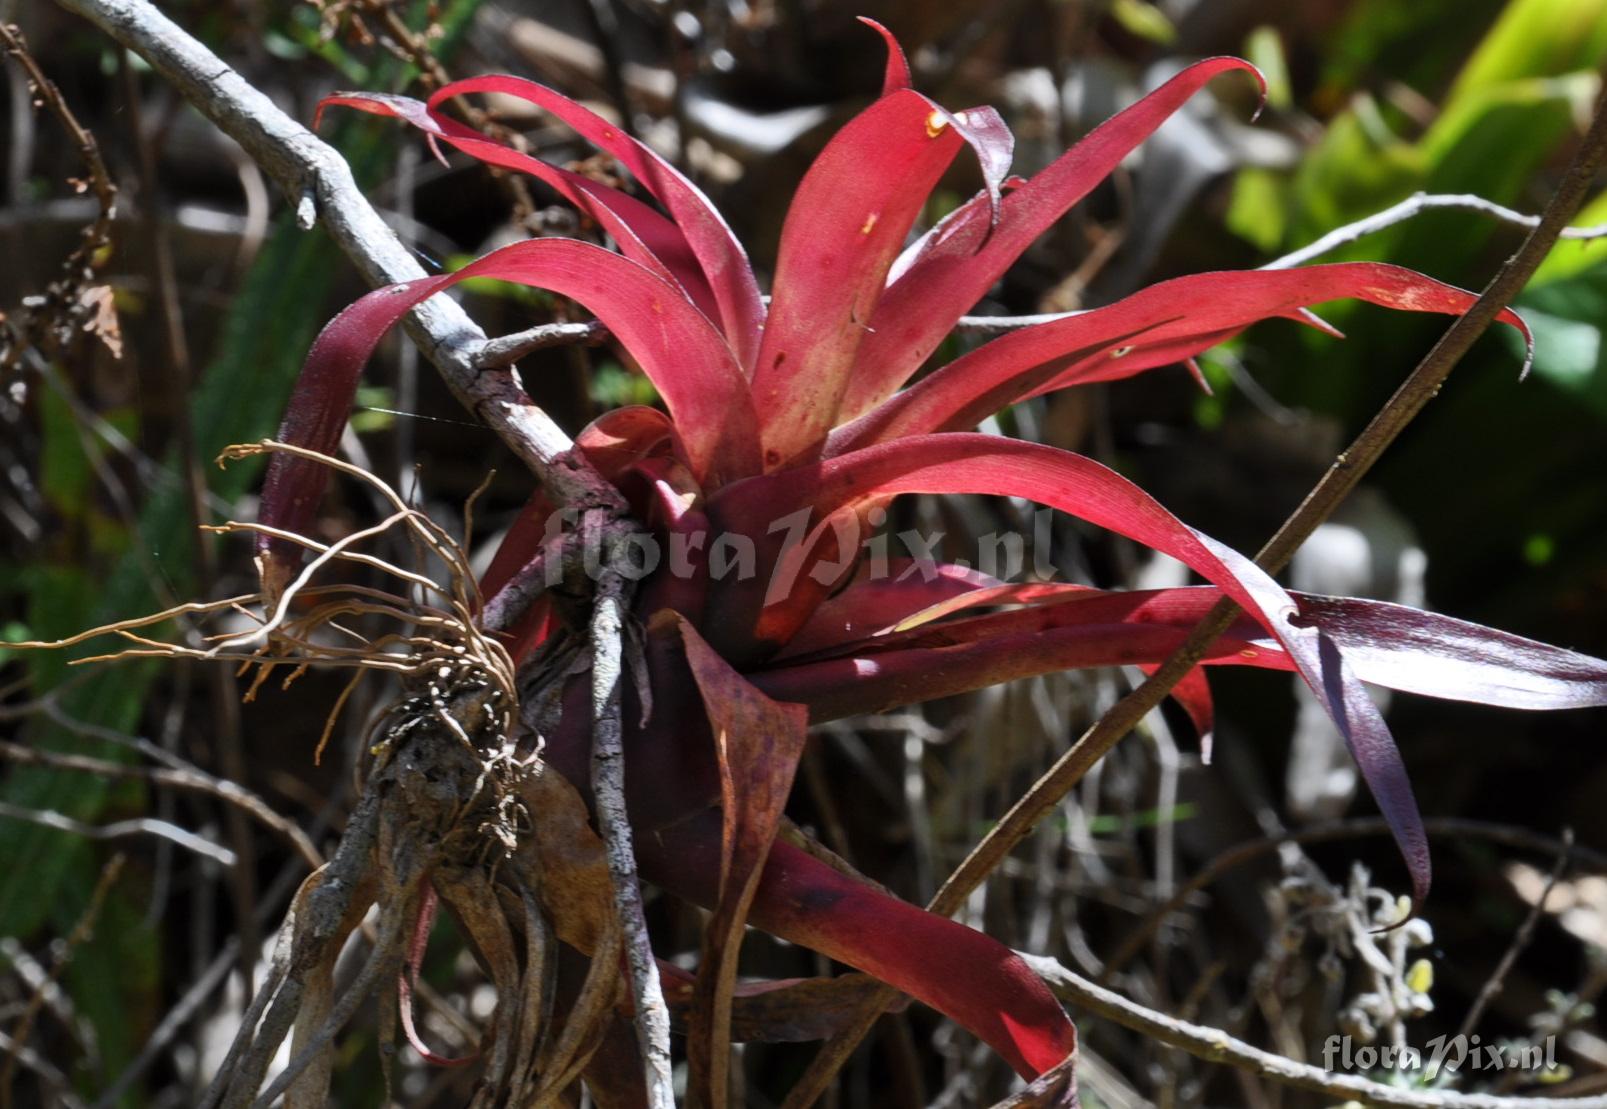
[205,17,1607,1105]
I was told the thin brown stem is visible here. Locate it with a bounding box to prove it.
[1455,829,1574,1044]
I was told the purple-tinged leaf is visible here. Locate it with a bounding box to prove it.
[1294,594,1607,710]
[713,434,1428,903]
[671,617,810,1109]
[936,104,1014,223]
[426,76,766,367]
[837,58,1264,422]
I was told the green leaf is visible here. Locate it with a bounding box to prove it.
[1108,0,1177,45]
[1531,188,1607,284]
[1445,0,1607,104]
[1244,26,1293,111]
[1225,166,1289,252]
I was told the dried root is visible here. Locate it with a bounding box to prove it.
[18,442,624,1107]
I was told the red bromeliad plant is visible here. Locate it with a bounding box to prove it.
[256,20,1607,1097]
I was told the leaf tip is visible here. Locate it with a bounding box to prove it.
[858,16,912,97]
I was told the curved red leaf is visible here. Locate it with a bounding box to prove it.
[637,809,1077,1079]
[259,239,760,580]
[398,885,478,1067]
[713,434,1428,903]
[427,76,766,367]
[317,92,723,325]
[750,619,1265,721]
[858,16,911,96]
[835,264,1529,452]
[838,58,1264,422]
[672,618,810,1107]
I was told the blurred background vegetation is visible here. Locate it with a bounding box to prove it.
[3,0,1607,1104]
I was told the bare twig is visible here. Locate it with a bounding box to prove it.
[949,191,1607,335]
[50,0,625,517]
[1023,952,1607,1109]
[0,855,124,1109]
[0,21,118,372]
[1265,191,1607,270]
[0,738,322,869]
[0,801,236,867]
[1102,817,1603,981]
[786,75,1607,1109]
[588,544,675,1107]
[1455,828,1575,1044]
[471,319,610,370]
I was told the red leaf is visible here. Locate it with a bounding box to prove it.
[858,16,911,96]
[574,405,679,483]
[751,89,968,468]
[878,585,1607,712]
[1145,664,1214,761]
[638,810,1077,1079]
[713,434,1429,903]
[834,264,1529,452]
[426,76,766,367]
[750,617,1264,721]
[670,617,810,1108]
[317,92,722,323]
[258,238,760,585]
[778,561,1002,658]
[838,58,1263,422]
[756,583,1607,722]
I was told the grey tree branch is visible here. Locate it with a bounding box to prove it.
[588,546,675,1107]
[0,800,236,867]
[1022,952,1607,1109]
[51,0,625,516]
[51,2,674,1097]
[0,738,322,870]
[953,191,1607,334]
[1264,190,1607,270]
